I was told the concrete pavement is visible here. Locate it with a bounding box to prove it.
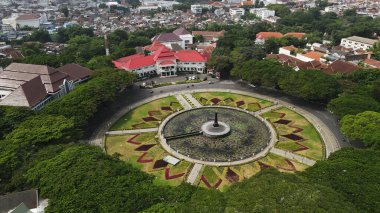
[183,93,202,107]
[270,147,316,166]
[175,94,192,110]
[186,163,203,184]
[106,128,158,136]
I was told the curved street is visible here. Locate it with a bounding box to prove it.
[86,79,351,158]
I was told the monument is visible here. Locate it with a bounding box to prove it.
[201,112,231,138]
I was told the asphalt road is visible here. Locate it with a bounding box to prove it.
[85,79,351,149]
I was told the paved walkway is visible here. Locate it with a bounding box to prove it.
[255,104,282,115]
[183,93,202,107]
[270,147,316,166]
[186,163,203,184]
[175,94,192,110]
[106,128,158,135]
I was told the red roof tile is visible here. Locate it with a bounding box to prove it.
[284,32,306,40]
[175,50,207,62]
[363,58,380,69]
[256,32,283,40]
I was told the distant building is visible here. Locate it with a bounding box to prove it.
[192,30,225,45]
[340,36,378,50]
[2,13,47,30]
[363,58,380,69]
[229,8,245,17]
[152,27,193,50]
[255,32,283,44]
[0,189,48,213]
[0,0,11,7]
[256,32,305,44]
[173,27,193,50]
[249,8,275,19]
[0,63,92,109]
[191,5,203,14]
[113,46,207,78]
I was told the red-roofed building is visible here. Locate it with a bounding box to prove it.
[363,58,380,69]
[113,48,207,78]
[256,32,283,44]
[284,32,306,40]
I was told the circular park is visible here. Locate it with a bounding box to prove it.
[105,90,327,190]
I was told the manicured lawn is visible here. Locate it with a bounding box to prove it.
[110,96,183,130]
[192,92,273,112]
[105,133,190,186]
[259,153,309,172]
[263,107,325,161]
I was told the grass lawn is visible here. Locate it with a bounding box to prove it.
[259,153,309,172]
[192,92,273,111]
[105,133,190,186]
[263,107,324,161]
[110,96,183,130]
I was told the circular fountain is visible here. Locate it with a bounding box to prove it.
[160,107,273,163]
[201,112,231,138]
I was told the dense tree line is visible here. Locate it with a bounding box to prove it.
[0,68,135,193]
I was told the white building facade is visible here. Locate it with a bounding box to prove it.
[340,36,378,50]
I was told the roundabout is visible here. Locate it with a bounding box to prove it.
[102,89,335,190]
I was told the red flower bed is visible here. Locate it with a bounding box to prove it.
[161,106,172,111]
[153,159,168,169]
[274,119,292,125]
[258,161,271,170]
[201,175,222,188]
[142,116,159,122]
[236,100,245,107]
[127,134,141,145]
[137,152,154,163]
[276,159,296,171]
[288,124,303,133]
[210,98,221,104]
[226,168,239,183]
[165,168,185,180]
[148,110,162,116]
[292,142,309,152]
[282,133,304,141]
[135,144,156,151]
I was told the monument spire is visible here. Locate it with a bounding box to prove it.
[213,112,219,127]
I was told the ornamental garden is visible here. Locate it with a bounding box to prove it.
[105,91,325,191]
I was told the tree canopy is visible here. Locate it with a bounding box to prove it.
[328,94,380,118]
[340,111,380,148]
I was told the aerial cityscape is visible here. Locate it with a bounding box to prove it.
[0,0,380,212]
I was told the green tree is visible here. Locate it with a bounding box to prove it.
[328,94,380,118]
[278,70,341,102]
[5,115,80,145]
[26,30,51,43]
[304,148,380,212]
[86,55,113,70]
[26,145,164,212]
[340,111,380,148]
[226,169,355,212]
[0,106,34,139]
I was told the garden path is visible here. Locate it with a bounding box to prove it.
[183,93,202,107]
[255,104,282,115]
[175,94,192,110]
[106,128,158,135]
[270,147,316,166]
[186,163,203,185]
